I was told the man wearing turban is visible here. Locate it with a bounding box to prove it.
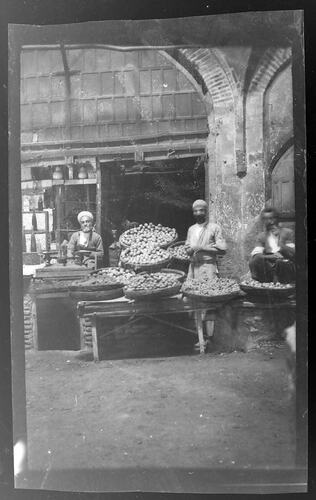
[67,211,104,268]
[185,199,227,347]
[185,199,227,280]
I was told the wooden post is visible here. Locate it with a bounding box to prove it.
[55,184,65,247]
[68,165,73,180]
[30,229,37,253]
[91,314,99,361]
[95,157,101,235]
[22,226,27,252]
[44,210,50,251]
[79,317,86,350]
[31,299,38,350]
[292,13,307,468]
[8,27,28,473]
[96,156,110,266]
[86,184,90,211]
[195,310,205,354]
[31,210,38,231]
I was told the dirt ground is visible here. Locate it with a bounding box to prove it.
[19,328,297,492]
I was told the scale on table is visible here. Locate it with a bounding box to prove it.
[36,249,91,281]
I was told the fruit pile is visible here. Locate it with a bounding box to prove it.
[182,277,240,297]
[70,275,120,288]
[92,267,135,285]
[120,222,177,248]
[170,244,190,261]
[125,272,180,292]
[120,244,170,268]
[240,278,294,289]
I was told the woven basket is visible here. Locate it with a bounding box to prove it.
[120,255,171,273]
[160,235,178,249]
[151,268,186,283]
[119,233,178,250]
[89,267,130,286]
[169,240,190,262]
[68,281,122,292]
[123,282,181,301]
[182,290,241,303]
[239,283,295,301]
[69,287,124,301]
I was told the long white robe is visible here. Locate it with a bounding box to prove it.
[186,222,226,280]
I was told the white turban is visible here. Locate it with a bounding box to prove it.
[77,211,94,223]
[192,199,207,210]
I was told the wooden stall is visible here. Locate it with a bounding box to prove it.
[77,293,296,362]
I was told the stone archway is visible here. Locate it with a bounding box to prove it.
[242,47,293,273]
[160,47,246,277]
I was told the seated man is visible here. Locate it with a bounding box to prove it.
[68,211,104,268]
[249,207,295,283]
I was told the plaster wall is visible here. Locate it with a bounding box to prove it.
[203,49,293,278]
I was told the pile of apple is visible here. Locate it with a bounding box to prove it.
[70,275,119,288]
[120,222,177,248]
[241,277,294,289]
[120,244,170,268]
[125,272,180,293]
[170,244,190,261]
[93,267,136,285]
[182,277,240,297]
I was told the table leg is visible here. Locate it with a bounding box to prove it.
[79,316,87,350]
[31,299,38,350]
[196,310,205,354]
[91,314,99,362]
[205,320,215,338]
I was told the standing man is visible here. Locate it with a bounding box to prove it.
[185,199,227,346]
[249,207,295,283]
[185,199,227,280]
[68,211,104,268]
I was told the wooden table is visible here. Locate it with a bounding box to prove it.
[77,295,224,361]
[77,293,296,361]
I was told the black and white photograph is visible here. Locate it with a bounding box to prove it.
[6,6,308,495]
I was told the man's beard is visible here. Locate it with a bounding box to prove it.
[266,223,278,232]
[194,215,206,224]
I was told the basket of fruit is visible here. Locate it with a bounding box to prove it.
[239,278,295,300]
[68,274,123,292]
[181,277,241,303]
[68,274,124,300]
[89,267,136,286]
[120,244,171,272]
[154,268,187,283]
[69,287,124,301]
[169,241,191,262]
[119,222,177,249]
[123,271,182,300]
[68,273,124,300]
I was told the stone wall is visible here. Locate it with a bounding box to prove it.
[189,47,294,278]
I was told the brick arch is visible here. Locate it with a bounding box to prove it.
[161,47,238,214]
[178,48,236,109]
[245,47,292,171]
[248,47,292,94]
[158,49,212,112]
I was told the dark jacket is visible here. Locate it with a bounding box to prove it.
[255,227,295,261]
[68,231,104,257]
